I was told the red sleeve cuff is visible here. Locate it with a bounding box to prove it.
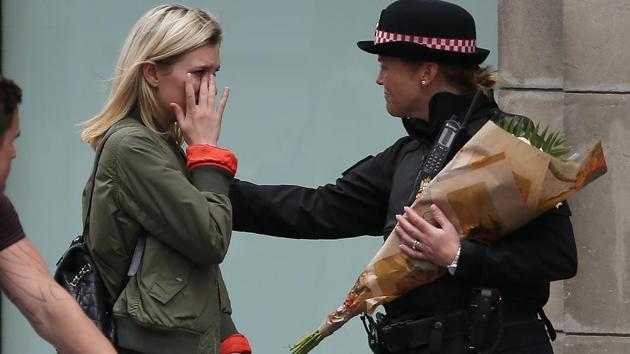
[221,333,252,354]
[187,144,238,175]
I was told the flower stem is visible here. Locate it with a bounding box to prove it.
[289,329,323,354]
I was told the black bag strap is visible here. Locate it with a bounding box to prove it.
[82,124,145,277]
[82,126,123,236]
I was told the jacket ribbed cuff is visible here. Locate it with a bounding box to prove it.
[220,334,252,354]
[187,145,237,175]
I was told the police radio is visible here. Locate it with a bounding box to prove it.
[420,91,483,179]
[406,91,483,205]
[421,116,462,177]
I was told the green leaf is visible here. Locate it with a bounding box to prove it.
[497,117,572,158]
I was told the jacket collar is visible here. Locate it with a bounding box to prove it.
[117,106,183,154]
[402,90,496,143]
[126,105,172,132]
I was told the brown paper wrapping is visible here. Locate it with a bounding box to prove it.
[318,121,607,337]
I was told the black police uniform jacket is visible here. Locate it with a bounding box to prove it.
[229,91,577,322]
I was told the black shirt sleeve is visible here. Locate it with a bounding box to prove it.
[229,144,402,239]
[0,194,26,251]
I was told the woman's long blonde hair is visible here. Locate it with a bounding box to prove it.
[81,4,222,148]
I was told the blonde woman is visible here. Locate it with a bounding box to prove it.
[81,5,251,354]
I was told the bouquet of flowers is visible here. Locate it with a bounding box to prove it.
[289,116,607,354]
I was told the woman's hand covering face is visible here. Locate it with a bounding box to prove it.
[170,72,229,147]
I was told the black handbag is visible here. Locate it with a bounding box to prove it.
[54,126,145,342]
[54,234,117,340]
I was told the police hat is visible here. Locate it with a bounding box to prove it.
[357,0,490,64]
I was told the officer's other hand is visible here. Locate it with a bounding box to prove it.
[395,205,460,267]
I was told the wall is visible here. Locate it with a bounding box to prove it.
[498,1,630,352]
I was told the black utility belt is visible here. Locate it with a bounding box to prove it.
[381,310,470,353]
[362,288,554,354]
[376,314,548,354]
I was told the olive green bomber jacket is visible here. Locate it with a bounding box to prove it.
[84,116,236,353]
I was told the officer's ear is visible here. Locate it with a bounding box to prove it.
[417,62,439,86]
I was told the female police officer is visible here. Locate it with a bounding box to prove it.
[230,0,576,353]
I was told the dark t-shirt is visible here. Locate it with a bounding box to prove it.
[0,194,25,251]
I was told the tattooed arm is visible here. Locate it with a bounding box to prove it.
[0,238,117,354]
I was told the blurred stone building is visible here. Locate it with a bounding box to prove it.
[498,1,630,352]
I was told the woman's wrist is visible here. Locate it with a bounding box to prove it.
[438,236,461,267]
[446,246,461,275]
[188,138,217,147]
